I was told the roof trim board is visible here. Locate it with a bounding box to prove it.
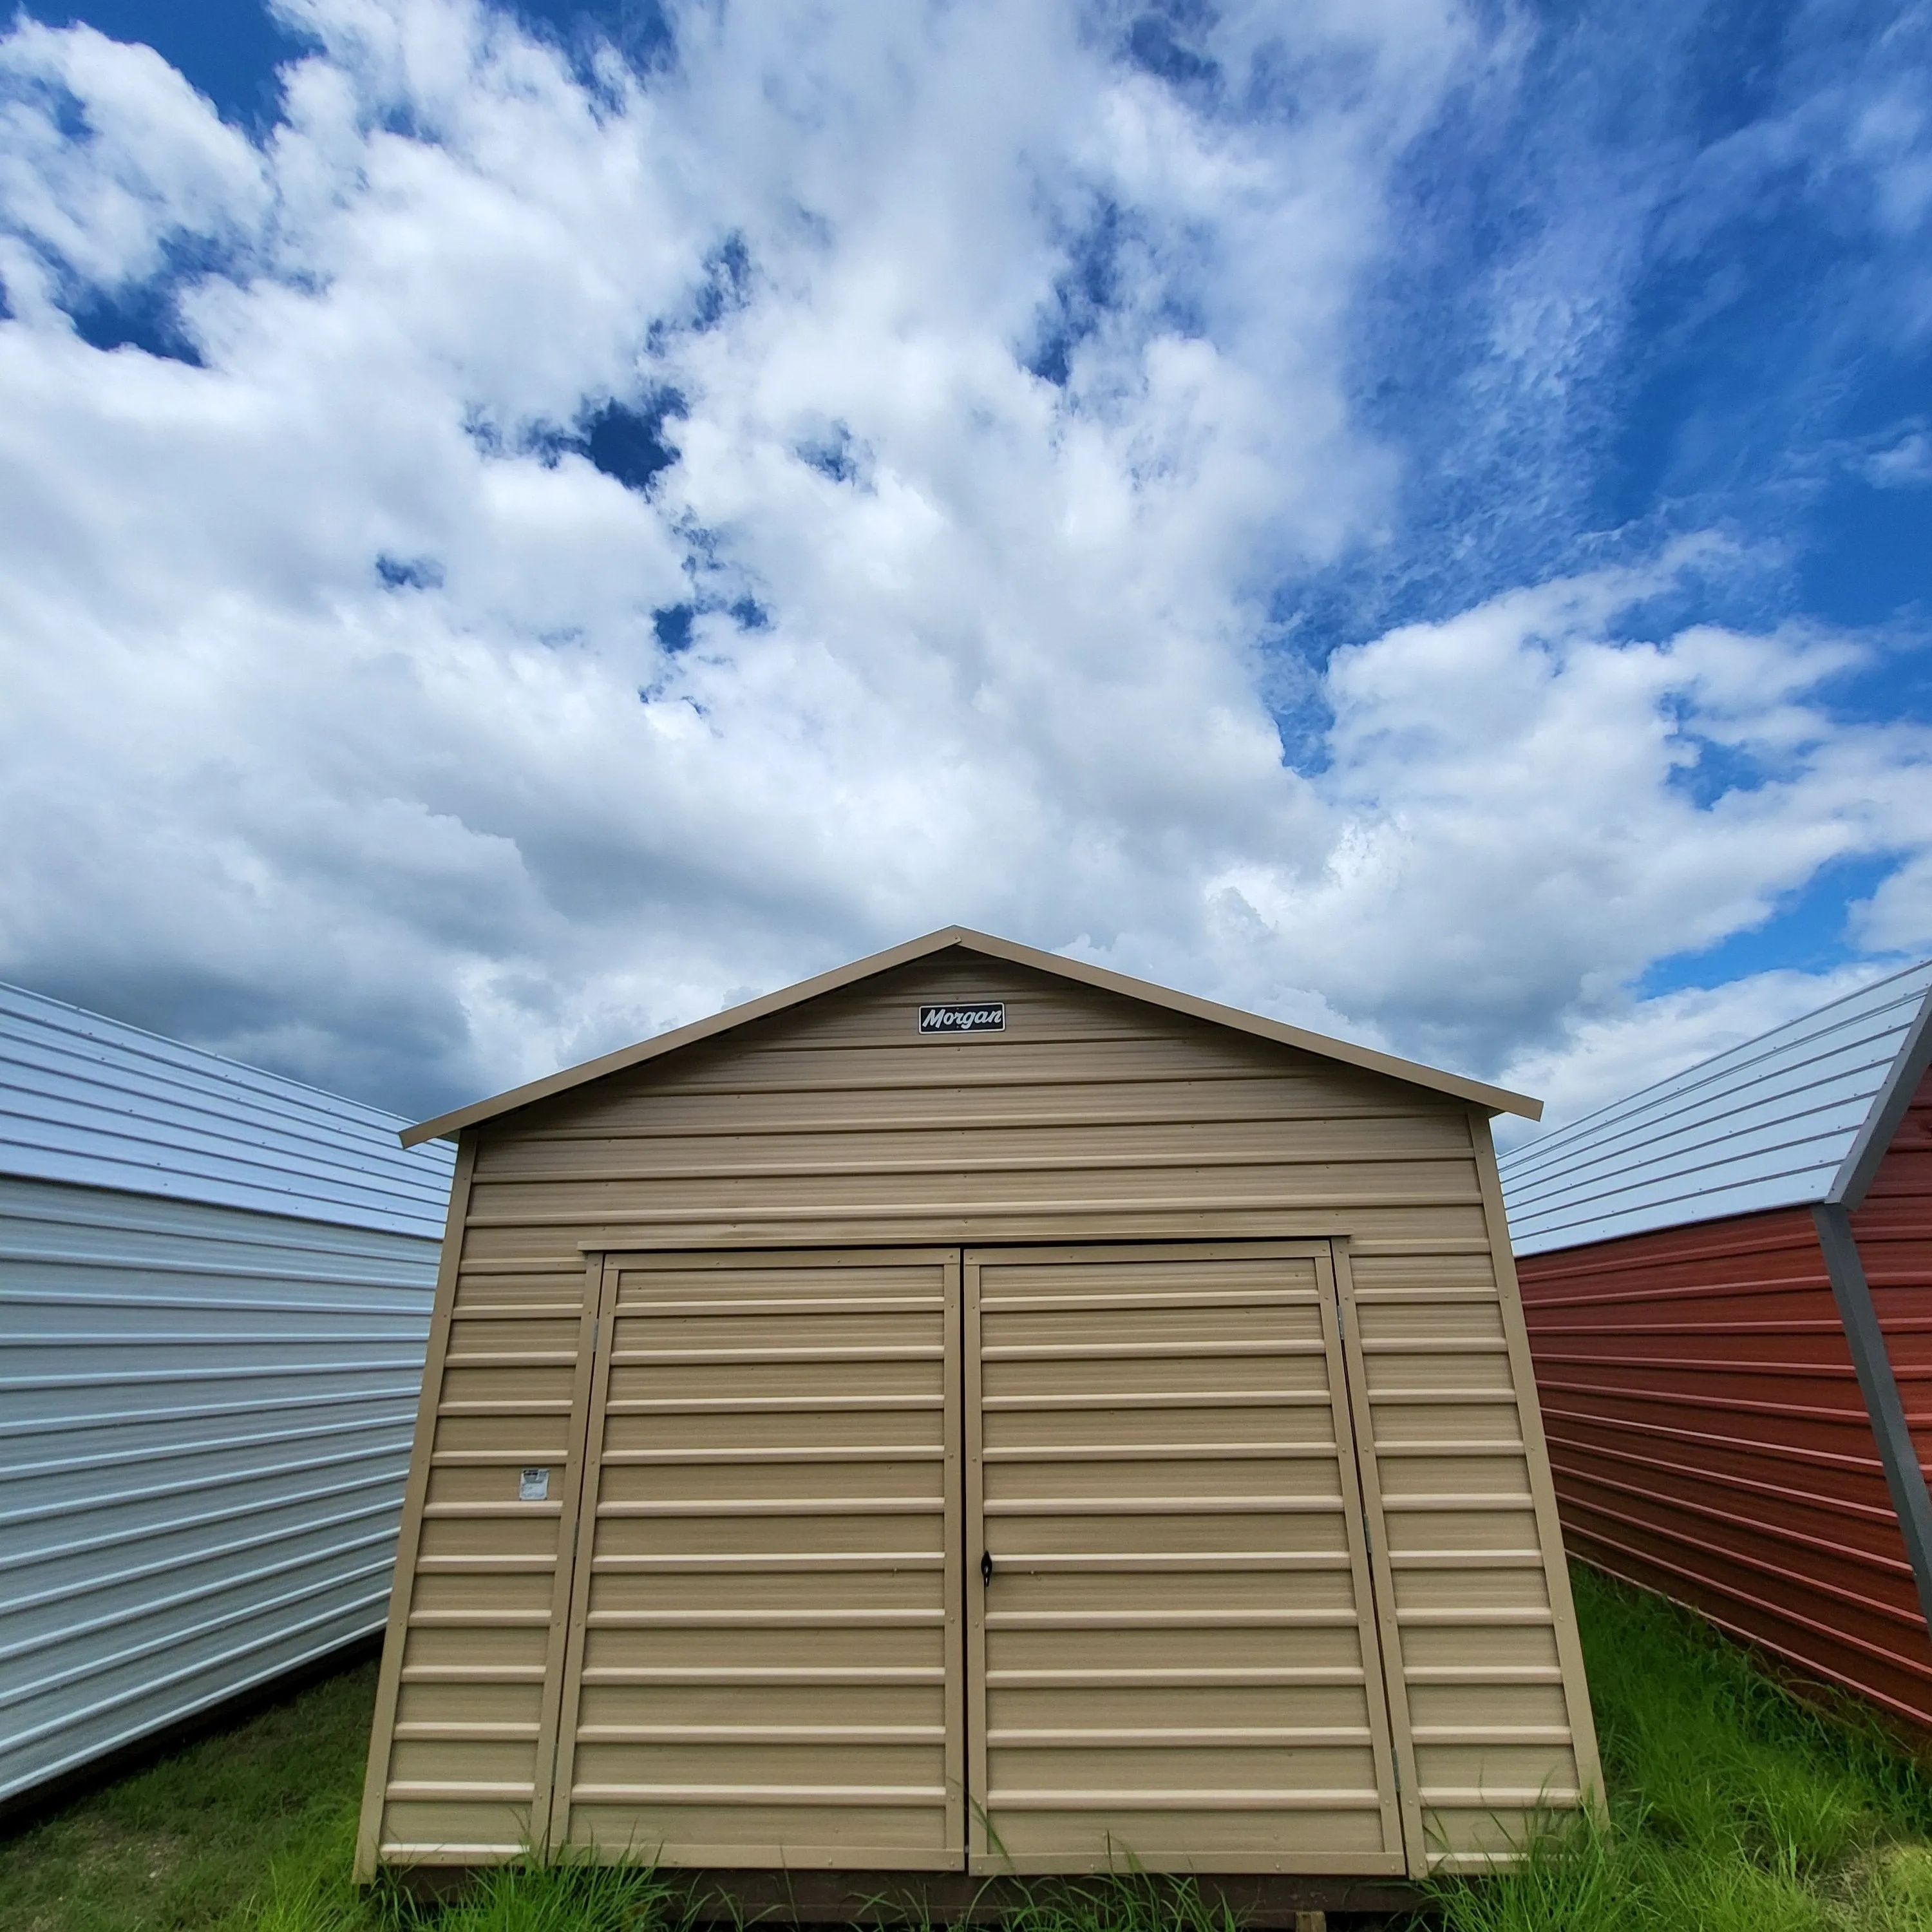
[401,926,1541,1146]
[1830,977,1932,1210]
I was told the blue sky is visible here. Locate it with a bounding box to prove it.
[0,0,1927,1130]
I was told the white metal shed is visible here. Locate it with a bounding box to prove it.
[0,980,455,1810]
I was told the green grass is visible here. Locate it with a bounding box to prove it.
[10,1568,1932,1927]
[1424,1566,1932,1931]
[0,1661,382,1932]
[0,1667,693,1932]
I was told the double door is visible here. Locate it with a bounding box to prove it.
[541,1241,1416,1875]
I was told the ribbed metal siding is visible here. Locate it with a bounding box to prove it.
[1502,960,1932,1256]
[1517,1204,1932,1727]
[0,980,453,1236]
[0,1174,438,1803]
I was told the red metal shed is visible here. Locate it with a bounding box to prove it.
[1499,962,1932,1729]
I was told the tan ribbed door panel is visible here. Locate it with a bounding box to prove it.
[547,1249,965,1868]
[965,1243,1408,1875]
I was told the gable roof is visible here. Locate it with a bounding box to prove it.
[402,925,1540,1146]
[0,978,456,1236]
[1499,956,1932,1258]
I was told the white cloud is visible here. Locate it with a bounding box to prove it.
[1853,849,1932,953]
[1865,429,1932,486]
[0,0,1927,1124]
[1195,569,1931,1058]
[0,21,269,305]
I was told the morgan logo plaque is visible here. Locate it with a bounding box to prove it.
[919,1001,1005,1034]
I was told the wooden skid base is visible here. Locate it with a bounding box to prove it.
[393,1866,1419,1925]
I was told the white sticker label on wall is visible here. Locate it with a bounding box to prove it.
[519,1467,551,1501]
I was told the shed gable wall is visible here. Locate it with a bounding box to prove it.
[361,951,1596,1875]
[460,955,1491,1260]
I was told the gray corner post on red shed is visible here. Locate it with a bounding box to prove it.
[357,925,1602,1916]
[1816,973,1932,1639]
[1501,960,1932,1732]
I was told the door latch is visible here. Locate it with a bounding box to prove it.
[980,1549,993,1587]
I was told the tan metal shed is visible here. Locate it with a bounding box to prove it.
[357,929,1600,1894]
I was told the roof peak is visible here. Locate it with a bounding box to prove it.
[403,925,1540,1146]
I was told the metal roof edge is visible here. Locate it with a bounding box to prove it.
[0,978,419,1131]
[401,925,1541,1146]
[401,928,980,1146]
[1507,1184,1825,1257]
[1499,958,1932,1178]
[0,976,452,1227]
[943,932,1540,1119]
[1828,975,1932,1210]
[0,1152,449,1240]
